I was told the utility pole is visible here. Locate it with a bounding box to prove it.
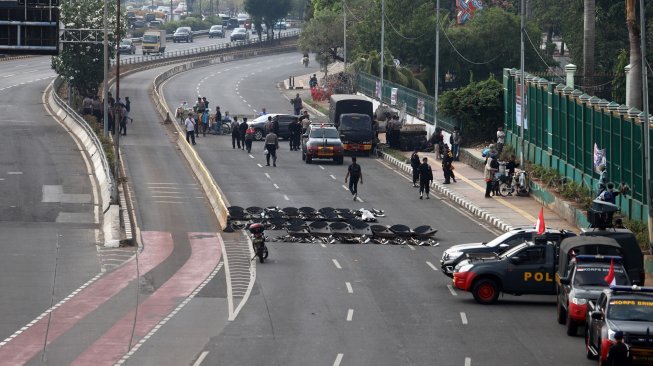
[434,0,440,131]
[103,0,108,136]
[379,0,384,105]
[639,0,652,252]
[114,0,121,203]
[519,0,525,169]
[343,0,346,67]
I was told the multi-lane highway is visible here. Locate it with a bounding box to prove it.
[0,47,599,365]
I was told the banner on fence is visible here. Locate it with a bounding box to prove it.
[417,98,425,119]
[375,81,381,99]
[515,79,528,129]
[390,88,398,105]
[593,143,606,172]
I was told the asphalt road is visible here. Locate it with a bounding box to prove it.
[0,57,101,350]
[160,52,598,365]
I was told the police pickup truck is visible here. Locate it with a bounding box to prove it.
[453,236,639,305]
[585,285,653,365]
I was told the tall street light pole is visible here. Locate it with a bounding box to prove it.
[434,0,440,131]
[103,0,108,135]
[639,0,652,251]
[343,0,346,67]
[114,0,121,203]
[519,0,525,169]
[379,0,384,105]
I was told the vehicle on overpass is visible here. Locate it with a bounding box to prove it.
[230,27,249,42]
[209,25,225,38]
[118,39,136,55]
[173,27,193,43]
[142,30,166,55]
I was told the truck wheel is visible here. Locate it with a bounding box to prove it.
[566,314,578,336]
[556,300,567,324]
[472,278,499,304]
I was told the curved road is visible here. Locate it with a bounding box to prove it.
[160,52,597,365]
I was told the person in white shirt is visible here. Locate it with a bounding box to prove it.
[496,126,506,157]
[185,114,196,145]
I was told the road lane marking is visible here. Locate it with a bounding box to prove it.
[447,285,458,296]
[319,165,325,170]
[426,261,437,271]
[346,309,354,321]
[330,174,336,180]
[273,184,279,189]
[332,259,342,269]
[341,184,348,190]
[193,351,209,366]
[249,154,254,159]
[356,197,364,203]
[333,354,344,366]
[257,163,262,168]
[284,195,289,201]
[345,282,353,293]
[7,172,23,175]
[460,312,468,325]
[265,173,271,180]
[407,244,415,251]
[465,357,471,366]
[320,243,327,248]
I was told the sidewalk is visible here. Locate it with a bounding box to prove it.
[281,68,578,234]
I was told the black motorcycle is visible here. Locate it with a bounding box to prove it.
[249,223,269,263]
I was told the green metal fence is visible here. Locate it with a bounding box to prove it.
[504,68,652,222]
[356,71,460,132]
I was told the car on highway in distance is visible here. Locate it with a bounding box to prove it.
[132,18,145,28]
[274,21,287,30]
[230,27,249,42]
[440,227,575,277]
[302,123,344,164]
[118,39,136,54]
[208,24,225,38]
[148,20,163,28]
[556,255,630,336]
[247,114,298,141]
[585,285,653,364]
[173,27,193,43]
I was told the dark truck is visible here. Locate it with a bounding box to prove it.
[586,286,653,365]
[328,95,375,155]
[452,235,642,305]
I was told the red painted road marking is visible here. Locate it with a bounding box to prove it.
[0,232,174,365]
[71,232,223,365]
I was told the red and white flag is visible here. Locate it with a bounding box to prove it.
[604,259,616,286]
[535,207,545,235]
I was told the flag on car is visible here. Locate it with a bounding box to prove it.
[535,207,545,235]
[604,259,616,286]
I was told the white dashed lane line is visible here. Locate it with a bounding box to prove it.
[264,173,271,180]
[329,174,336,180]
[426,261,438,271]
[319,165,325,170]
[341,185,348,190]
[249,154,254,159]
[346,309,354,322]
[465,357,471,366]
[332,259,342,269]
[333,354,344,366]
[460,312,468,325]
[283,195,289,201]
[447,285,458,296]
[257,163,263,168]
[273,184,279,190]
[345,282,353,293]
[193,351,209,366]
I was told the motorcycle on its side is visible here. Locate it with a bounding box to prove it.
[248,223,269,263]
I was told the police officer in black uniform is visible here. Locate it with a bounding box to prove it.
[607,331,632,366]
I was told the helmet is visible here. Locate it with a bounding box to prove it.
[248,223,264,234]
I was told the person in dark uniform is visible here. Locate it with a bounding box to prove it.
[410,148,420,187]
[442,144,454,184]
[239,117,249,150]
[607,331,632,366]
[417,157,433,199]
[288,117,301,151]
[231,117,241,149]
[345,157,363,200]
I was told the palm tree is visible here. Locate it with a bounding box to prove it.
[626,0,642,109]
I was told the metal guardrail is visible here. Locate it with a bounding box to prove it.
[51,76,115,203]
[113,30,299,66]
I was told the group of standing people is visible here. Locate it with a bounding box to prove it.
[410,146,457,199]
[81,93,131,136]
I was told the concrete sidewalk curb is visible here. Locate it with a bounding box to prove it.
[381,152,513,233]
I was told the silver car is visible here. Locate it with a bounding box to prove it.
[230,28,249,42]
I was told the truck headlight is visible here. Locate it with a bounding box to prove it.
[443,251,462,261]
[571,298,588,305]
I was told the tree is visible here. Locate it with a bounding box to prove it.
[626,0,642,109]
[298,8,343,75]
[51,0,124,97]
[245,0,291,42]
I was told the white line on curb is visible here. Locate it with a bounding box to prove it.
[332,259,342,269]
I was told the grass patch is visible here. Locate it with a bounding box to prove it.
[381,146,409,163]
[306,100,328,115]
